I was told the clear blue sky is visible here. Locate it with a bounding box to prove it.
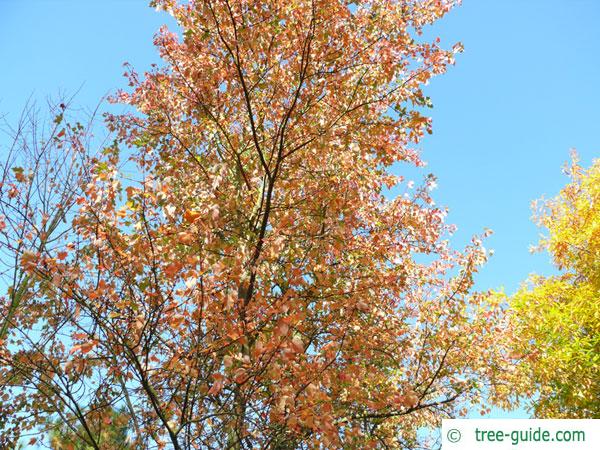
[1,0,599,420]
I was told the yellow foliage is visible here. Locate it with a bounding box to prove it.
[509,155,600,418]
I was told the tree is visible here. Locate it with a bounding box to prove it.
[507,154,600,419]
[0,98,97,447]
[1,1,521,448]
[0,98,90,341]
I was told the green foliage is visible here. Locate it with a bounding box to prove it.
[48,407,132,450]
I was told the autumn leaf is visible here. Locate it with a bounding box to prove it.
[12,167,26,182]
[69,340,97,355]
[184,209,201,223]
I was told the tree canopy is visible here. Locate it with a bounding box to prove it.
[0,1,523,448]
[507,155,600,419]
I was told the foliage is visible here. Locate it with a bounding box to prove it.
[0,99,88,341]
[507,154,600,418]
[0,98,94,448]
[0,1,521,448]
[49,407,133,450]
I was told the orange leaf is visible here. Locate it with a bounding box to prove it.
[177,231,195,245]
[80,341,97,354]
[169,314,185,328]
[207,373,225,395]
[70,341,97,355]
[164,262,181,278]
[184,209,201,223]
[233,367,246,384]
